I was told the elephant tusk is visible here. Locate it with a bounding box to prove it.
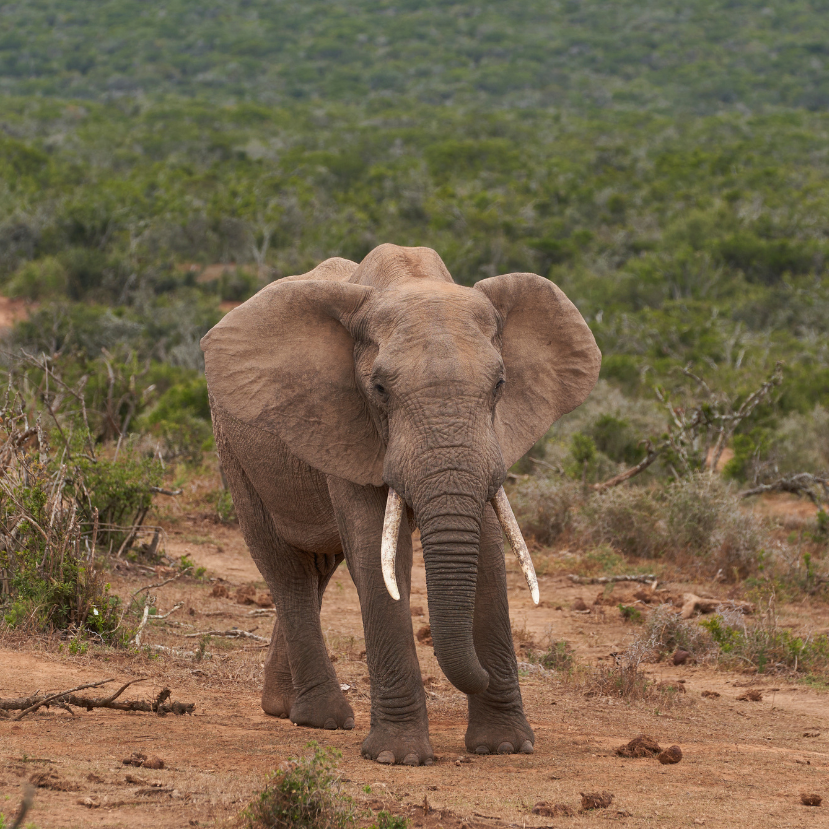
[491,486,539,606]
[381,487,403,601]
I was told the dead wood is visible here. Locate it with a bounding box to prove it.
[591,441,661,491]
[183,628,270,643]
[1,678,195,718]
[680,593,753,619]
[568,574,657,585]
[740,473,829,506]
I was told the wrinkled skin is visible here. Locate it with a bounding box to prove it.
[201,244,600,765]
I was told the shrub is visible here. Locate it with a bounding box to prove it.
[636,604,714,661]
[244,743,355,829]
[701,603,829,678]
[0,415,123,641]
[577,485,664,558]
[665,473,765,580]
[4,256,68,300]
[508,476,581,546]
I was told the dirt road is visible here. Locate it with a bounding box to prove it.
[1,514,828,828]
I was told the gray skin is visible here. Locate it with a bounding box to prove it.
[201,244,600,766]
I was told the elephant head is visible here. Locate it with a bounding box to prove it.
[202,245,600,695]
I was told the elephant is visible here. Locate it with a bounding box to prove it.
[200,244,600,766]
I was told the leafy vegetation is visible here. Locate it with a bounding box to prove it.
[243,742,408,829]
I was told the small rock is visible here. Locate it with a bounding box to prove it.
[657,745,683,765]
[737,689,763,702]
[532,802,574,817]
[255,593,274,608]
[143,755,165,770]
[694,820,705,825]
[672,649,691,665]
[572,597,589,611]
[701,690,720,699]
[616,735,662,758]
[580,791,614,811]
[235,584,257,605]
[800,792,822,807]
[78,797,100,809]
[210,583,229,599]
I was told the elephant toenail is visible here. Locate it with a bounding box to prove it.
[497,742,514,755]
[423,758,434,766]
[377,751,395,765]
[475,745,490,755]
[343,717,355,730]
[520,740,534,754]
[324,718,337,730]
[402,754,419,766]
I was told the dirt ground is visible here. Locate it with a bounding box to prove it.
[2,497,828,828]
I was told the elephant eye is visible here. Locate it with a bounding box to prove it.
[374,383,387,396]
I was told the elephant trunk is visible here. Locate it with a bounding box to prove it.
[416,486,489,696]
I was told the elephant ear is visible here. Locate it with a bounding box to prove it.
[201,279,384,486]
[474,273,601,468]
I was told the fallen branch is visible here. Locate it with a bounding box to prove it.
[131,567,192,601]
[12,679,115,721]
[183,628,270,643]
[568,574,657,585]
[680,593,754,619]
[740,473,829,506]
[1,678,195,718]
[149,486,182,496]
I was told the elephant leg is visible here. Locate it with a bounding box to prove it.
[218,442,353,730]
[465,504,535,756]
[261,613,294,717]
[327,478,433,766]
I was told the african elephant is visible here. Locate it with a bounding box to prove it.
[200,244,600,765]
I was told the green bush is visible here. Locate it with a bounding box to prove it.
[4,255,67,300]
[244,743,355,829]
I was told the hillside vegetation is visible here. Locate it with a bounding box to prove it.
[0,1,827,604]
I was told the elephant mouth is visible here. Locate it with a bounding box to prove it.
[380,485,539,605]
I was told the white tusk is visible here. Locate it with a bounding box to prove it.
[491,486,539,606]
[381,488,403,601]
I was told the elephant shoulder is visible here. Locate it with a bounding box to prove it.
[277,257,358,283]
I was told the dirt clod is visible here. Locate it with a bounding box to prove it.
[123,752,164,769]
[657,745,683,765]
[210,583,229,598]
[255,593,274,608]
[616,735,662,758]
[572,597,589,611]
[803,730,821,737]
[800,793,822,806]
[532,801,574,817]
[416,624,433,647]
[737,689,763,702]
[235,584,257,605]
[410,605,424,617]
[580,791,614,811]
[701,690,721,699]
[673,649,691,665]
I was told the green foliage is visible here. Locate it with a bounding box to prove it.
[618,605,643,624]
[216,489,237,525]
[701,606,829,678]
[535,640,576,673]
[244,743,354,829]
[70,444,162,552]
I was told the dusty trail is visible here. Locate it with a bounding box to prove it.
[1,516,828,828]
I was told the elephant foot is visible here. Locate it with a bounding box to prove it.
[262,686,294,718]
[361,724,434,766]
[289,685,355,730]
[465,710,535,756]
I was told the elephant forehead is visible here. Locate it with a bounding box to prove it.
[369,282,499,339]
